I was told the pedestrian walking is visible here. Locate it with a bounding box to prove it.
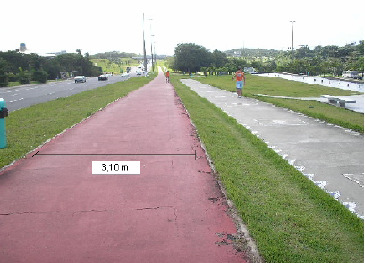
[165,71,170,83]
[233,67,246,98]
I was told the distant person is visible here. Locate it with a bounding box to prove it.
[233,67,246,98]
[165,71,170,83]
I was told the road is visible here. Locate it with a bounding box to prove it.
[0,70,143,112]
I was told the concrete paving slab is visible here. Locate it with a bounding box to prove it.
[0,73,248,263]
[181,79,364,218]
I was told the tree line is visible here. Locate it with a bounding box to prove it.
[90,51,138,61]
[169,41,364,77]
[0,50,102,87]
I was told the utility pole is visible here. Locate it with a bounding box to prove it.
[150,35,155,72]
[290,21,296,54]
[142,13,148,73]
[153,42,157,71]
[149,18,154,72]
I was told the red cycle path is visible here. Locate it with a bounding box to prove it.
[0,72,247,262]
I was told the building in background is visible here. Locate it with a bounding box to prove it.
[19,43,27,52]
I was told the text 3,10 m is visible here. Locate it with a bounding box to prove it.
[92,161,140,174]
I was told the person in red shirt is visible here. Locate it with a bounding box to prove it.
[233,68,246,98]
[165,71,170,83]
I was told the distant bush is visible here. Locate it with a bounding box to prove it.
[7,72,18,82]
[18,68,31,84]
[0,74,8,87]
[32,70,48,83]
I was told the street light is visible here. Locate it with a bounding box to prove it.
[148,18,154,72]
[150,35,155,72]
[153,40,157,71]
[142,13,148,73]
[290,21,296,54]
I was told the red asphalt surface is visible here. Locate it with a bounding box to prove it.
[0,72,247,263]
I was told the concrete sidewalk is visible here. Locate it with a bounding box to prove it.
[182,79,364,218]
[0,73,249,262]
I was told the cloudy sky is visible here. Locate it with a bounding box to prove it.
[1,0,364,55]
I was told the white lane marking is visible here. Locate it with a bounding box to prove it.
[9,98,24,103]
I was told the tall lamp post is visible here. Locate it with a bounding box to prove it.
[290,21,296,54]
[148,18,154,72]
[150,35,155,72]
[153,41,157,72]
[142,13,148,73]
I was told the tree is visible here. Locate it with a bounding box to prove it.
[0,50,102,82]
[173,43,212,73]
[0,57,8,73]
[0,58,8,87]
[307,57,323,76]
[212,49,228,68]
[0,51,29,73]
[32,70,48,83]
[262,60,277,73]
[165,56,175,70]
[294,45,314,59]
[18,67,31,84]
[225,57,247,73]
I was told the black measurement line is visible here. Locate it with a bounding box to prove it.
[32,150,197,160]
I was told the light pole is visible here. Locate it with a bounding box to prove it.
[153,41,157,71]
[142,13,148,73]
[150,35,155,72]
[290,21,296,54]
[148,18,154,72]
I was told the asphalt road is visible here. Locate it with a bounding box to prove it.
[0,71,142,112]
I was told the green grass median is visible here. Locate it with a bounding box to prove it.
[195,74,364,133]
[0,74,156,169]
[171,74,363,263]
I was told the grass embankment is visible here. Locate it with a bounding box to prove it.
[171,74,363,263]
[0,74,156,169]
[195,74,364,133]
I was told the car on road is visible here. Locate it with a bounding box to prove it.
[74,76,86,83]
[98,75,108,81]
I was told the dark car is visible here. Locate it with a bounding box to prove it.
[98,75,108,81]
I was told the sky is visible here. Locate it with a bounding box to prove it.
[1,0,364,56]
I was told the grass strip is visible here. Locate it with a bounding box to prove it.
[172,74,363,263]
[0,74,156,169]
[195,74,364,133]
[196,74,362,97]
[254,96,363,133]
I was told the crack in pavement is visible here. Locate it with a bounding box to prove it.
[0,211,56,216]
[0,209,110,216]
[1,207,180,218]
[136,206,174,211]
